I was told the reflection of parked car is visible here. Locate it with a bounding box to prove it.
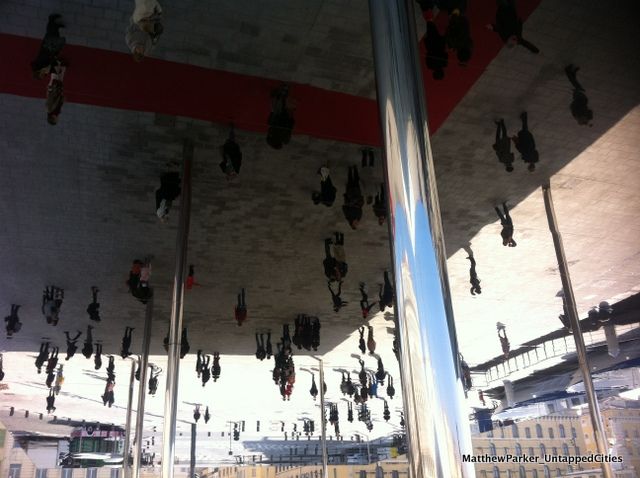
[346,453,367,464]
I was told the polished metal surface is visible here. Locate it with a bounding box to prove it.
[162,139,194,478]
[542,185,613,478]
[190,423,196,478]
[134,298,154,478]
[318,359,328,478]
[368,1,473,477]
[123,358,137,478]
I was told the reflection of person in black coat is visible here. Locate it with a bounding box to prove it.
[312,166,337,207]
[342,166,364,229]
[220,127,242,179]
[155,172,181,221]
[86,287,100,322]
[512,112,539,172]
[4,304,22,336]
[121,327,134,358]
[424,16,448,80]
[493,119,514,172]
[379,271,395,311]
[31,14,66,79]
[82,325,94,359]
[495,202,516,247]
[64,331,81,360]
[267,85,295,150]
[46,389,57,413]
[489,0,539,54]
[35,342,50,373]
[372,184,387,226]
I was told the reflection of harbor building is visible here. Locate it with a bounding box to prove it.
[65,424,125,468]
[580,398,640,476]
[470,398,640,477]
[202,461,409,478]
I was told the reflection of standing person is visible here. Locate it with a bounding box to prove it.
[31,14,66,79]
[235,289,247,326]
[497,322,510,358]
[342,166,364,229]
[512,112,539,172]
[489,0,539,54]
[82,325,94,359]
[46,389,57,413]
[493,119,514,172]
[4,304,22,337]
[467,256,482,295]
[372,184,387,225]
[64,330,81,360]
[379,271,395,311]
[86,287,101,322]
[121,327,134,358]
[219,127,242,179]
[312,165,337,207]
[495,202,516,247]
[156,173,181,221]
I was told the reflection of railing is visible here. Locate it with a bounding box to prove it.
[475,324,636,387]
[1,468,191,478]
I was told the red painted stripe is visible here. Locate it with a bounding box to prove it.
[0,1,539,145]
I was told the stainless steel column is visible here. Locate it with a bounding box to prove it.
[318,360,328,478]
[134,298,154,478]
[542,185,613,478]
[162,139,194,478]
[190,423,196,478]
[368,1,473,477]
[123,358,137,478]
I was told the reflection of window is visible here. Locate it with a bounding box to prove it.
[512,425,519,438]
[110,469,119,478]
[359,471,367,478]
[536,425,543,438]
[548,428,554,439]
[552,447,558,455]
[525,427,531,438]
[86,469,97,478]
[539,443,546,455]
[543,465,550,478]
[519,466,525,478]
[36,470,47,478]
[575,446,580,455]
[528,447,534,456]
[62,469,73,478]
[556,469,561,477]
[391,471,399,478]
[559,425,565,438]
[515,443,522,456]
[562,444,569,455]
[481,472,487,478]
[571,427,577,438]
[532,470,538,478]
[493,466,500,478]
[9,464,22,478]
[490,443,497,456]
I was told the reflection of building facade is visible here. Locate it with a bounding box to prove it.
[471,401,640,478]
[580,398,640,476]
[203,461,409,478]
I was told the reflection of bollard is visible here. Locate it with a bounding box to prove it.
[40,413,43,420]
[9,406,14,416]
[25,410,29,418]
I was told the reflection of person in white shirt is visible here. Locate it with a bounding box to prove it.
[125,0,163,61]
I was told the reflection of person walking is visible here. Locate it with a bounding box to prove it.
[312,165,337,207]
[342,166,364,229]
[495,202,516,247]
[372,184,387,226]
[235,289,247,326]
[493,119,514,172]
[467,255,482,295]
[46,61,66,125]
[82,325,94,359]
[87,286,101,322]
[125,0,163,62]
[497,322,510,358]
[512,112,539,172]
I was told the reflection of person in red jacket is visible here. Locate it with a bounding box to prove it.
[235,288,247,326]
[186,264,199,290]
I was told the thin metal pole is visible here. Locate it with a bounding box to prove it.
[123,358,137,478]
[190,423,196,478]
[318,360,328,478]
[368,1,473,477]
[133,297,154,478]
[542,185,613,478]
[162,139,194,478]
